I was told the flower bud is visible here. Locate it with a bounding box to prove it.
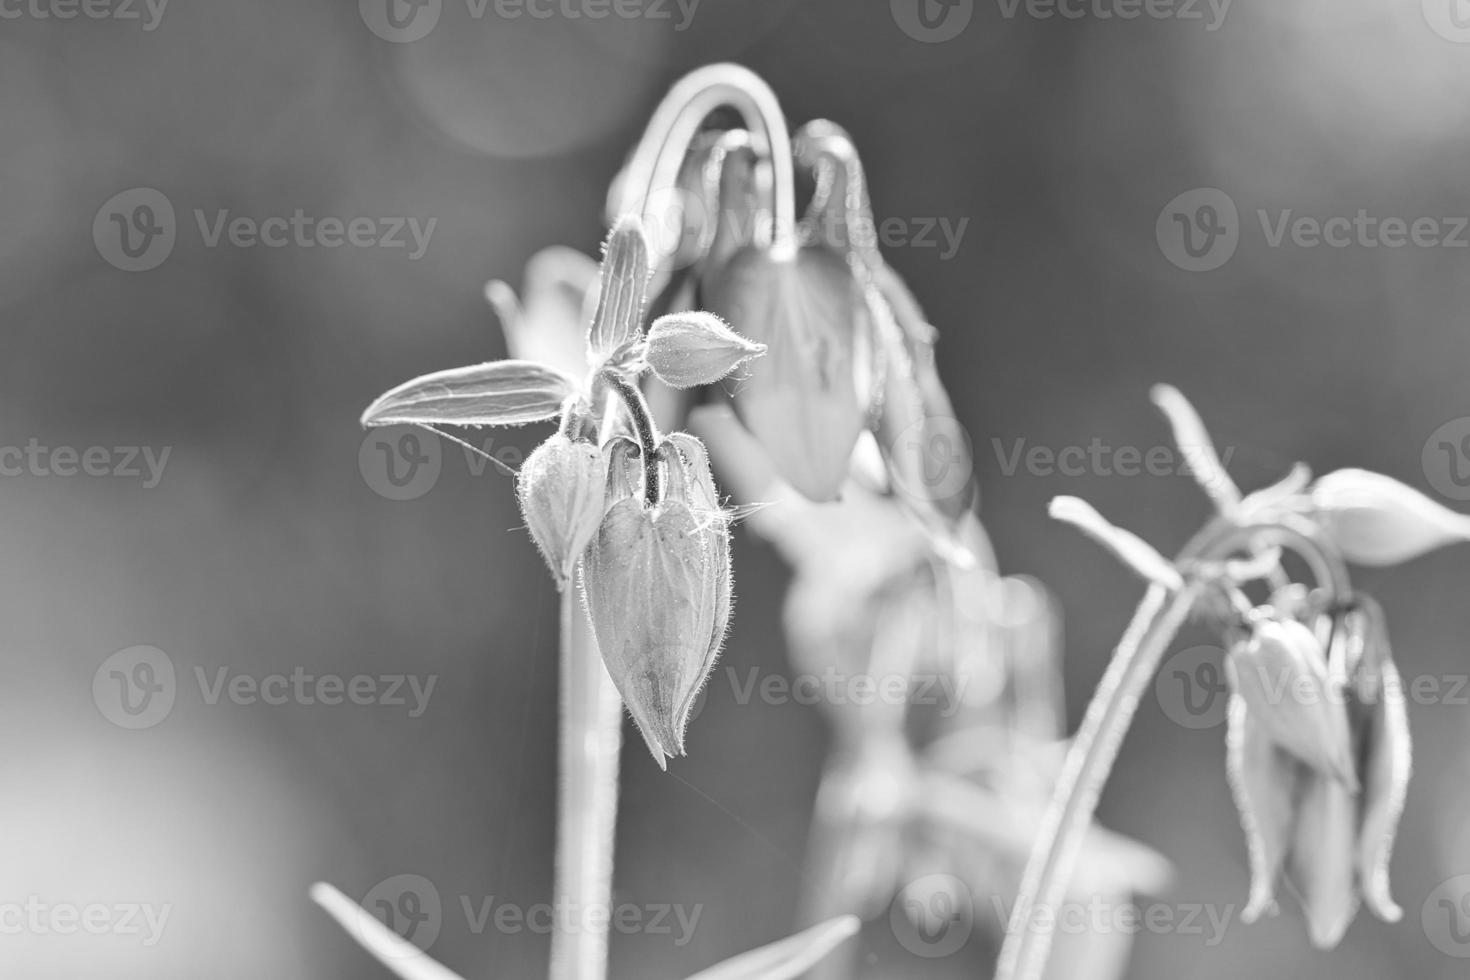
[1337,596,1411,923]
[579,435,730,768]
[516,432,608,591]
[645,312,766,389]
[1289,769,1361,948]
[1225,619,1358,789]
[1312,468,1470,566]
[701,245,869,501]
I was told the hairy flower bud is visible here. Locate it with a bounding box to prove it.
[580,434,731,768]
[644,312,766,389]
[701,246,869,501]
[516,432,608,591]
[1225,619,1358,788]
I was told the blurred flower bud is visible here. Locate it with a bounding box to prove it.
[701,245,869,501]
[1225,693,1298,922]
[1335,596,1411,924]
[1312,468,1470,566]
[580,435,730,768]
[516,431,608,591]
[1289,768,1361,948]
[1225,619,1358,788]
[1226,593,1414,947]
[645,311,766,389]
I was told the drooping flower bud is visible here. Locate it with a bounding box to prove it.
[1312,468,1470,566]
[1288,768,1361,948]
[1335,595,1412,923]
[701,245,869,502]
[579,434,731,768]
[516,430,608,591]
[1225,618,1358,789]
[645,312,766,389]
[1225,693,1298,923]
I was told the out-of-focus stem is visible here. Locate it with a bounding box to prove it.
[617,64,797,256]
[550,591,624,980]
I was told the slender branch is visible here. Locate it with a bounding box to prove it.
[550,590,624,980]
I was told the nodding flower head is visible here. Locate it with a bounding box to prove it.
[579,433,731,769]
[608,65,978,543]
[701,241,870,502]
[1225,594,1412,947]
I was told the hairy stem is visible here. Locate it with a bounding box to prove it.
[550,590,624,980]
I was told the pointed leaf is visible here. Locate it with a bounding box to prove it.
[1312,468,1470,566]
[589,217,651,361]
[683,916,860,980]
[362,360,576,429]
[310,883,466,980]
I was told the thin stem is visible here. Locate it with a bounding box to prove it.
[995,581,1200,980]
[618,64,797,256]
[602,371,662,506]
[550,590,624,980]
[996,516,1350,980]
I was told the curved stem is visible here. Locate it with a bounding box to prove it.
[618,64,797,257]
[601,371,661,506]
[996,516,1350,980]
[550,590,624,980]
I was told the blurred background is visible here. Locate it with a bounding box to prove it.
[5,0,1470,976]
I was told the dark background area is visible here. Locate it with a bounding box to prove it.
[4,0,1470,976]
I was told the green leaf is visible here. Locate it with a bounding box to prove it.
[361,360,576,429]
